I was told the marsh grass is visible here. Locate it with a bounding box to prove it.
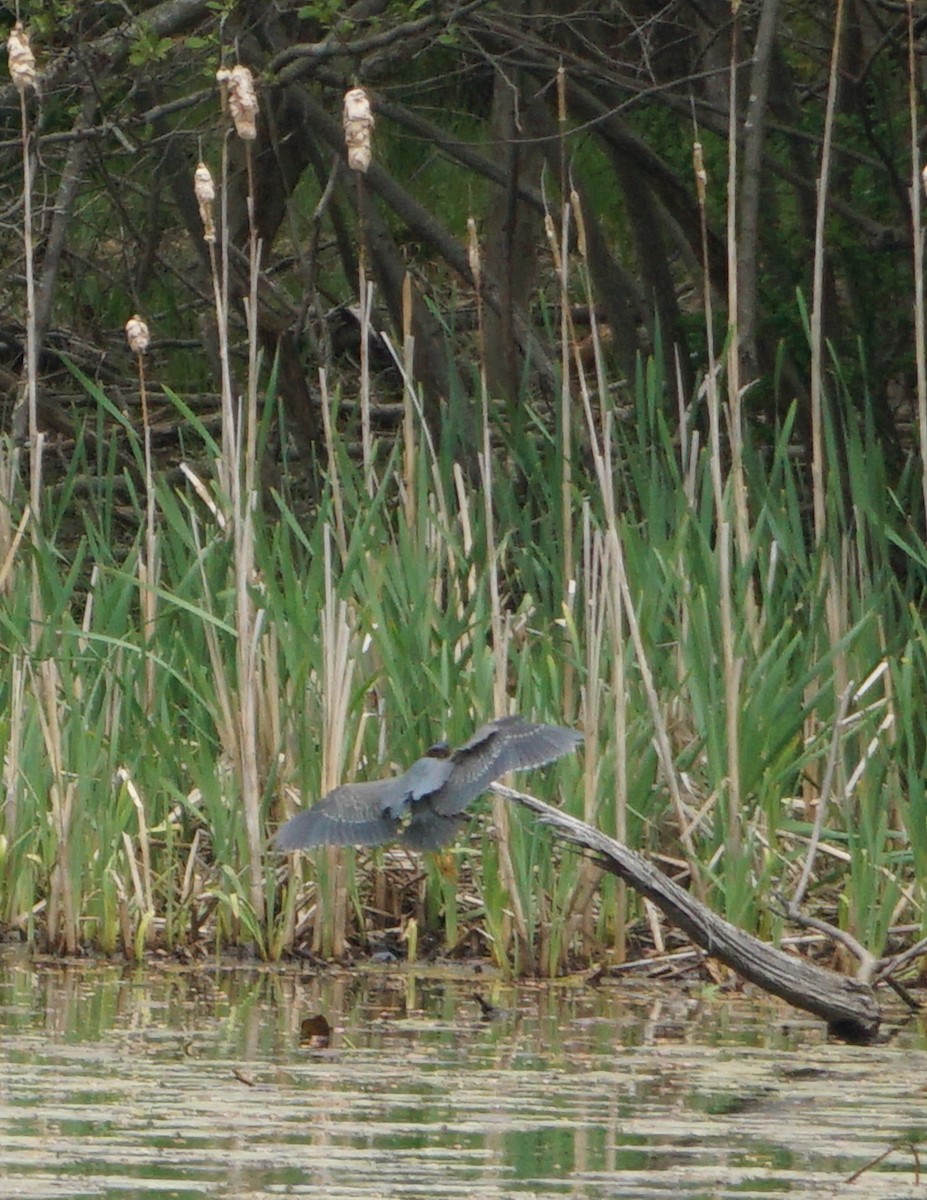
[2,27,927,975]
[4,321,921,971]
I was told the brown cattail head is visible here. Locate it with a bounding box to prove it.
[343,87,374,173]
[126,315,150,356]
[8,22,36,93]
[217,64,259,141]
[194,162,216,243]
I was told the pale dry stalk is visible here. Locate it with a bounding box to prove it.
[468,217,531,969]
[201,77,266,927]
[194,159,235,495]
[314,527,357,958]
[33,657,77,953]
[908,2,927,530]
[692,134,742,854]
[8,21,42,639]
[8,21,37,454]
[809,3,849,719]
[126,315,158,716]
[343,88,375,494]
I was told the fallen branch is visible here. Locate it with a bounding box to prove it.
[495,785,882,1043]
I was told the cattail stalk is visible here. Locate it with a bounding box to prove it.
[344,88,375,494]
[908,3,927,528]
[468,216,532,973]
[207,65,266,932]
[8,23,37,457]
[126,315,158,716]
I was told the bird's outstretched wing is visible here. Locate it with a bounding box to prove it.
[273,780,401,849]
[272,753,455,850]
[427,716,583,817]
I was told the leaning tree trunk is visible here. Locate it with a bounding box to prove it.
[496,785,882,1043]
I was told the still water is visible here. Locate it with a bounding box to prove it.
[0,952,924,1199]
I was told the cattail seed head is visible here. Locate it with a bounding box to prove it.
[126,315,150,356]
[217,64,258,140]
[8,22,36,93]
[343,87,374,173]
[194,161,216,243]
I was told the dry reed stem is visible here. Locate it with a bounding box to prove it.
[0,449,14,600]
[117,767,155,920]
[190,518,236,752]
[907,6,927,528]
[0,505,30,595]
[810,2,847,701]
[468,215,530,967]
[120,832,146,942]
[542,185,577,720]
[401,273,416,531]
[724,11,755,636]
[558,195,573,660]
[210,142,236,502]
[180,828,202,909]
[109,869,133,957]
[315,526,357,958]
[318,368,347,558]
[608,537,627,962]
[608,527,705,895]
[693,132,742,853]
[345,90,376,494]
[358,273,374,496]
[569,197,627,958]
[206,81,266,930]
[33,657,77,953]
[808,20,840,480]
[127,315,158,716]
[573,248,630,955]
[237,138,265,928]
[9,26,45,668]
[453,462,476,601]
[179,464,226,529]
[557,512,605,963]
[8,20,37,461]
[2,654,25,856]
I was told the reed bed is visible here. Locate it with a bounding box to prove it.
[0,322,921,972]
[1,24,926,976]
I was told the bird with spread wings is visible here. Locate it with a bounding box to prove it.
[274,715,582,852]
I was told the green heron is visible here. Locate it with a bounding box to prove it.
[274,715,582,852]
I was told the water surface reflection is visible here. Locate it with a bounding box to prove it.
[0,953,924,1198]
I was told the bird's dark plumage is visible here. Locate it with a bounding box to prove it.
[273,715,582,852]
